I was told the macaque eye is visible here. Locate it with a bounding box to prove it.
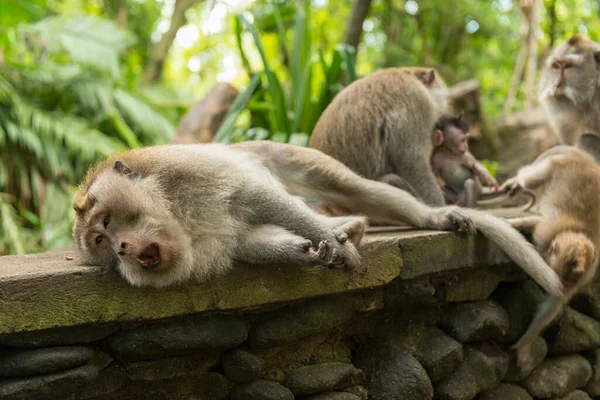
[551,62,560,70]
[103,215,110,228]
[95,235,104,244]
[564,63,573,69]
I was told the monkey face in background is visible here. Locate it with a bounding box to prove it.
[539,34,600,105]
[73,161,194,288]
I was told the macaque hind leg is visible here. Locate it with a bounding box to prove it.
[463,178,481,208]
[512,295,566,371]
[235,224,331,266]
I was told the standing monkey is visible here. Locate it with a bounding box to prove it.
[539,34,600,161]
[309,67,449,206]
[73,141,563,299]
[501,147,600,370]
[431,114,498,207]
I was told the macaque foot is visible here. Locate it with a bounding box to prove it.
[512,345,535,372]
[426,206,477,234]
[333,228,348,243]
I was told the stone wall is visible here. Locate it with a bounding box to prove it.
[1,223,600,400]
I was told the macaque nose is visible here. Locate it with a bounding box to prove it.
[136,243,161,269]
[117,241,128,256]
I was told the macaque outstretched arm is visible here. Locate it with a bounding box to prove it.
[512,295,566,371]
[464,153,498,189]
[500,157,554,195]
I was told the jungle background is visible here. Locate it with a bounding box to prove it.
[0,0,596,255]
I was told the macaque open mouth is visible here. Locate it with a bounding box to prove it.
[136,243,161,269]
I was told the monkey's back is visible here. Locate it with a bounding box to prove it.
[309,68,439,179]
[541,152,600,243]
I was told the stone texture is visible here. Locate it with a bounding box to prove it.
[504,337,548,383]
[552,390,593,400]
[413,326,463,383]
[103,315,248,361]
[124,353,219,381]
[521,355,592,398]
[0,364,98,400]
[439,300,509,343]
[230,379,294,400]
[0,346,94,377]
[354,342,433,400]
[248,298,355,349]
[304,393,361,400]
[0,324,119,347]
[478,383,533,400]
[437,268,502,302]
[284,363,364,396]
[546,307,600,355]
[492,280,546,342]
[584,348,600,396]
[222,348,262,383]
[0,237,403,336]
[343,385,368,400]
[434,343,509,400]
[72,365,127,399]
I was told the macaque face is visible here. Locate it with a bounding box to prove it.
[73,166,193,287]
[540,36,600,105]
[444,125,469,156]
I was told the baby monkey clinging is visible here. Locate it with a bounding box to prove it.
[431,114,498,207]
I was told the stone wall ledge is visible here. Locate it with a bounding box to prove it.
[0,208,531,337]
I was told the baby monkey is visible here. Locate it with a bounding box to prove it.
[431,114,498,207]
[501,146,600,370]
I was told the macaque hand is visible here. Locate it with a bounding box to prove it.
[482,174,499,191]
[499,177,523,197]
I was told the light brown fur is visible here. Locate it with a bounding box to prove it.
[73,142,563,298]
[309,66,449,207]
[539,34,600,161]
[502,147,600,370]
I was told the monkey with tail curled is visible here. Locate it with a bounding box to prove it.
[500,146,600,370]
[73,141,564,299]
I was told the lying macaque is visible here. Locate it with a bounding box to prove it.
[73,141,563,299]
[431,115,498,207]
[502,146,600,370]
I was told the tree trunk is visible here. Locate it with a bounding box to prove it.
[503,0,533,116]
[547,0,557,48]
[343,0,373,54]
[524,0,540,108]
[173,83,239,144]
[142,0,202,85]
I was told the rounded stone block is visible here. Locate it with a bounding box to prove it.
[248,298,355,349]
[354,342,433,400]
[414,326,463,383]
[284,363,365,396]
[553,390,593,400]
[222,348,262,383]
[439,300,509,343]
[0,364,98,400]
[0,346,94,377]
[546,307,600,355]
[230,379,294,400]
[521,355,592,398]
[434,343,509,400]
[304,393,361,400]
[478,383,532,400]
[103,315,248,361]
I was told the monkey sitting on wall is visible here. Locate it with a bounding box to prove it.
[431,114,498,207]
[73,141,564,298]
[500,146,600,370]
[539,34,600,162]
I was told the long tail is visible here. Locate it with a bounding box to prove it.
[462,208,564,299]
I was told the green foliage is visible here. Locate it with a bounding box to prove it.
[215,2,358,143]
[0,13,175,255]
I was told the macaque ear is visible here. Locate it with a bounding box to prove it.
[113,160,134,177]
[423,69,436,87]
[432,129,444,147]
[594,50,600,65]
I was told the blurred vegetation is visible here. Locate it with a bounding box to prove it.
[0,0,599,254]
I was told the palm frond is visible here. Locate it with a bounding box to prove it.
[0,194,26,255]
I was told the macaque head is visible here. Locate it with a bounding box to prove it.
[402,67,449,113]
[539,34,600,105]
[73,160,193,288]
[433,114,470,155]
[547,231,595,288]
